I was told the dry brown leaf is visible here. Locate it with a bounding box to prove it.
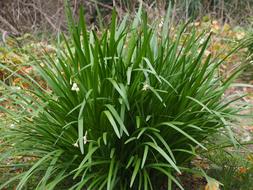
[205,181,220,190]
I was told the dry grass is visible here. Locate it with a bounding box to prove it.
[0,0,253,35]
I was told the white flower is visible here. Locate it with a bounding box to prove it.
[73,142,79,147]
[83,131,88,144]
[73,131,88,147]
[199,38,205,45]
[142,82,149,91]
[10,124,15,128]
[71,83,80,92]
[159,20,164,28]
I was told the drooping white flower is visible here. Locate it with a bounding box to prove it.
[199,38,205,45]
[71,83,80,92]
[142,82,149,91]
[159,19,164,28]
[73,131,88,148]
[83,131,88,144]
[10,124,15,128]
[73,142,79,147]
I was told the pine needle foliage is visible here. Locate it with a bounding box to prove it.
[0,4,243,190]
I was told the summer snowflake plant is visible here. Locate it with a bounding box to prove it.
[0,4,244,190]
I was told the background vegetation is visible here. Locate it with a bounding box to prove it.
[1,0,253,35]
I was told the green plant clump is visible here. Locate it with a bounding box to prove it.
[0,5,243,190]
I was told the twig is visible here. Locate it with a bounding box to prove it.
[87,0,113,10]
[19,2,58,31]
[0,14,19,34]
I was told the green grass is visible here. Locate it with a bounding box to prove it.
[0,3,246,190]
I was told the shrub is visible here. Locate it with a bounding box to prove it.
[0,5,243,190]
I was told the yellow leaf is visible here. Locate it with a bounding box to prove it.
[205,181,220,190]
[223,23,230,32]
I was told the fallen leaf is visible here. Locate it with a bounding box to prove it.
[205,181,220,190]
[238,167,248,174]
